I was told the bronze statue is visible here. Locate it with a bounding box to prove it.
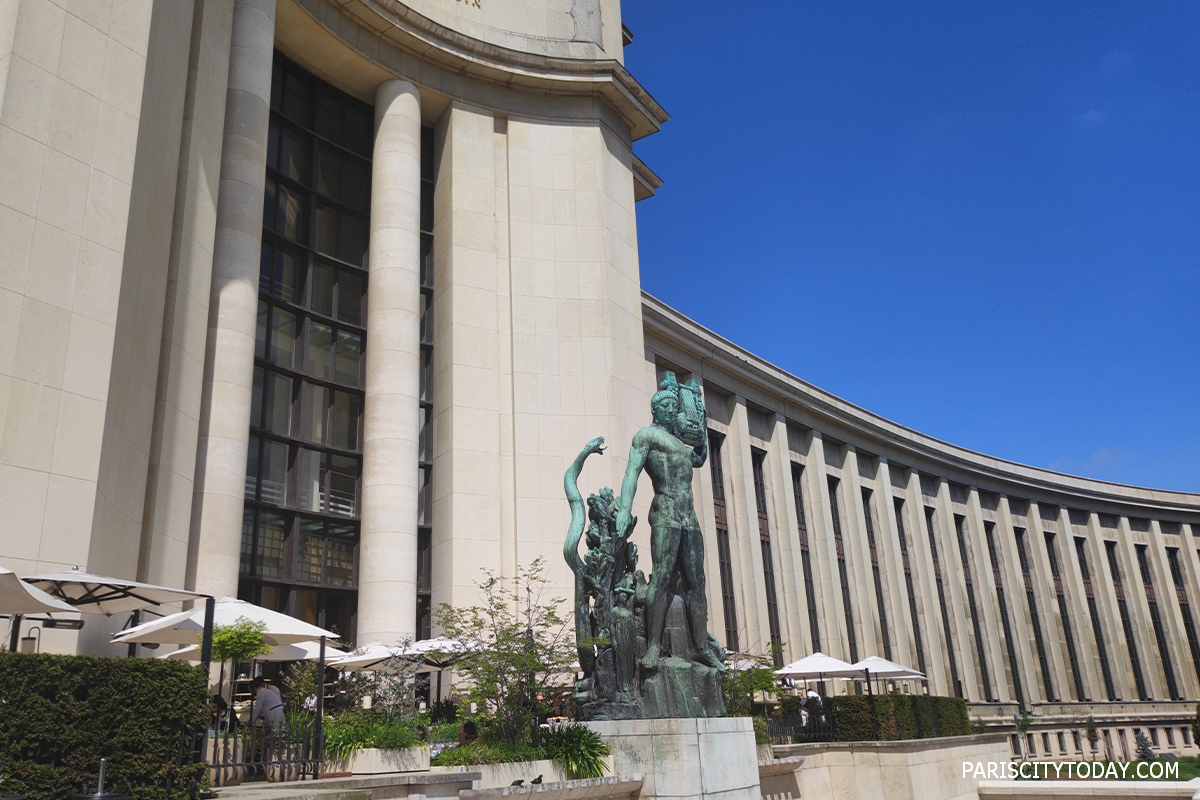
[564,373,726,720]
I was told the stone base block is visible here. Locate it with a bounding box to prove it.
[587,717,761,800]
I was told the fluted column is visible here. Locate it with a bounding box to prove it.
[357,80,423,645]
[189,0,275,599]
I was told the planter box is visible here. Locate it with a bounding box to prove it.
[325,745,430,775]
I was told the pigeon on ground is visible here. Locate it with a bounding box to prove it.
[531,775,543,784]
[510,779,524,786]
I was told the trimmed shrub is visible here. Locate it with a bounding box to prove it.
[827,693,970,742]
[892,695,917,740]
[322,711,421,760]
[0,651,208,800]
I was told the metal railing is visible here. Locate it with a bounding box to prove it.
[206,715,322,788]
[766,708,836,744]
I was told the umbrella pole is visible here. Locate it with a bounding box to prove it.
[126,610,140,658]
[200,597,215,670]
[436,668,443,704]
[8,613,20,652]
[865,668,879,741]
[315,636,326,779]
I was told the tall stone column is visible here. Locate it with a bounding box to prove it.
[357,80,422,644]
[188,0,275,599]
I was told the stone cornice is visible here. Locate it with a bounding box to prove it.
[642,292,1200,519]
[325,0,669,139]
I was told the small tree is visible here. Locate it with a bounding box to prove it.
[1015,711,1033,761]
[209,617,272,664]
[1135,730,1155,762]
[1085,715,1100,761]
[721,654,779,717]
[435,558,577,742]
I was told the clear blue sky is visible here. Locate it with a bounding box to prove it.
[623,2,1200,493]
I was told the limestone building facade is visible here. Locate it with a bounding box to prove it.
[1,0,1197,759]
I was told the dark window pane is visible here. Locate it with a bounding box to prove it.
[270,308,297,369]
[312,261,335,317]
[277,249,300,304]
[316,94,340,140]
[326,539,354,586]
[307,321,332,378]
[329,454,358,517]
[258,513,287,580]
[335,331,361,386]
[251,367,264,429]
[344,107,371,156]
[259,243,273,294]
[266,123,280,184]
[274,183,302,241]
[279,127,309,183]
[282,73,308,125]
[245,435,260,500]
[261,440,289,506]
[301,382,328,444]
[299,521,323,582]
[270,68,282,112]
[342,159,369,212]
[339,271,363,325]
[240,510,254,576]
[315,203,337,257]
[294,588,319,625]
[338,214,365,266]
[317,147,339,199]
[263,178,278,232]
[255,301,268,359]
[263,371,293,436]
[294,447,321,512]
[331,391,360,451]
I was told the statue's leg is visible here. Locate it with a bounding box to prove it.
[641,524,681,669]
[681,527,722,668]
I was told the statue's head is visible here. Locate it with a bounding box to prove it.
[650,389,679,430]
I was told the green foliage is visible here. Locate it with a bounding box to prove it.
[752,716,770,746]
[533,722,610,779]
[0,651,208,800]
[827,694,970,742]
[1085,715,1101,759]
[433,558,578,741]
[208,617,271,664]
[427,721,461,744]
[280,660,319,711]
[429,720,609,779]
[1136,730,1156,762]
[1015,710,1033,735]
[892,695,917,740]
[321,711,421,760]
[430,740,540,766]
[720,655,779,717]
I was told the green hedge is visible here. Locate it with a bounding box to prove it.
[0,651,209,800]
[827,694,971,742]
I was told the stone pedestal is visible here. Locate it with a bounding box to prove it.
[587,717,761,800]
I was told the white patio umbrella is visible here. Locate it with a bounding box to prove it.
[111,596,337,646]
[2,566,78,652]
[160,640,345,662]
[775,652,862,680]
[23,567,206,615]
[1,566,77,615]
[849,655,926,681]
[328,641,411,672]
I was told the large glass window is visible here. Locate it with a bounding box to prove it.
[240,53,372,642]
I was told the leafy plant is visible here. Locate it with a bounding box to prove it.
[534,721,610,779]
[720,654,779,717]
[322,712,421,760]
[209,617,271,664]
[281,660,320,711]
[752,716,770,746]
[434,558,578,741]
[430,740,540,766]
